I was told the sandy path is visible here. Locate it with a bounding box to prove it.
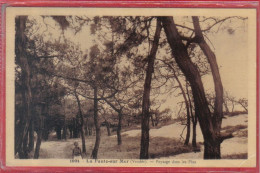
[39,139,75,159]
[123,114,248,159]
[123,114,247,140]
[40,114,248,159]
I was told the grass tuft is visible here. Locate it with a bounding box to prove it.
[149,137,195,158]
[222,124,247,137]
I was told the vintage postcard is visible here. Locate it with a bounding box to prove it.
[4,6,257,168]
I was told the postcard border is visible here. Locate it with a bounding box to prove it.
[0,0,259,172]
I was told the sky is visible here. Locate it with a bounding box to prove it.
[30,16,249,115]
[210,27,248,98]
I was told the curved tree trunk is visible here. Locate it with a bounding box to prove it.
[140,19,162,159]
[192,16,226,158]
[161,16,221,159]
[192,16,224,132]
[92,86,100,159]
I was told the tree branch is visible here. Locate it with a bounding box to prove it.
[219,132,233,143]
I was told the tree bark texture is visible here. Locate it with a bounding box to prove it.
[140,18,162,159]
[75,91,87,153]
[34,106,44,159]
[18,131,29,158]
[186,83,197,148]
[62,118,67,140]
[161,16,222,159]
[23,131,29,158]
[117,112,122,145]
[15,16,33,158]
[72,118,79,138]
[56,126,62,140]
[192,117,197,148]
[192,16,224,132]
[34,129,42,159]
[184,109,191,145]
[105,120,111,136]
[28,120,34,152]
[92,86,101,159]
[103,98,123,144]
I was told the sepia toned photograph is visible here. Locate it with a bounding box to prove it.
[5,7,257,167]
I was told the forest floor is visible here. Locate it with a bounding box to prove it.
[39,114,248,159]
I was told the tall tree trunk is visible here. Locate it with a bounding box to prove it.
[74,90,86,154]
[140,19,162,159]
[23,131,29,157]
[19,133,28,159]
[184,113,191,145]
[62,124,67,140]
[56,126,62,140]
[73,118,79,138]
[69,128,73,138]
[42,130,49,141]
[85,125,89,136]
[92,86,100,159]
[192,116,197,148]
[34,105,44,159]
[62,115,67,140]
[186,82,197,148]
[105,120,111,136]
[28,119,34,152]
[15,16,33,157]
[204,140,221,159]
[161,16,220,159]
[193,16,226,158]
[34,130,42,159]
[117,112,122,145]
